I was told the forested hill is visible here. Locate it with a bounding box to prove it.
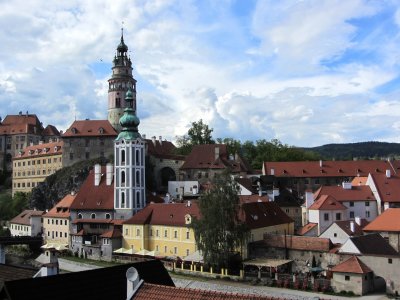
[304,142,400,160]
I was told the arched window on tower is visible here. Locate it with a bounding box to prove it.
[136,150,140,165]
[121,171,125,186]
[121,149,125,164]
[136,191,140,208]
[121,192,125,208]
[136,170,140,186]
[116,98,121,108]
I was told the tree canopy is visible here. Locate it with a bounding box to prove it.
[175,119,215,155]
[191,172,249,268]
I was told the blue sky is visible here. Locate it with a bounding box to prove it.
[1,0,400,147]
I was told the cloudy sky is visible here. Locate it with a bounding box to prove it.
[1,0,400,147]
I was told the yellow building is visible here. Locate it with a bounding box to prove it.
[122,203,200,258]
[12,140,63,195]
[42,193,76,247]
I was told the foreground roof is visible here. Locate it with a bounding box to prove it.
[331,256,372,274]
[363,208,400,232]
[342,233,398,256]
[0,265,37,284]
[263,160,397,178]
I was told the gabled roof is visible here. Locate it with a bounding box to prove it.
[14,140,63,159]
[124,202,201,226]
[369,173,400,203]
[0,260,174,300]
[42,125,60,136]
[297,223,318,236]
[70,167,114,211]
[0,114,43,136]
[258,234,333,252]
[10,210,44,225]
[239,202,293,229]
[44,193,76,218]
[309,195,347,210]
[133,282,279,300]
[331,256,372,274]
[313,185,375,202]
[263,160,397,178]
[62,120,117,137]
[334,220,367,236]
[363,208,400,232]
[236,178,257,194]
[145,138,184,160]
[181,144,251,173]
[343,233,398,256]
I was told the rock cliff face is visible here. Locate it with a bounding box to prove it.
[29,157,110,210]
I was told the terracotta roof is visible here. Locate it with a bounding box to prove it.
[70,167,114,210]
[239,195,268,203]
[334,220,367,236]
[0,114,43,135]
[181,144,251,173]
[363,208,400,232]
[124,202,200,226]
[313,185,375,202]
[259,234,332,252]
[345,233,398,256]
[44,193,76,218]
[133,282,279,300]
[331,256,372,274]
[351,176,368,186]
[62,120,117,137]
[10,210,44,225]
[369,173,400,203]
[145,138,183,160]
[239,202,293,229]
[263,160,397,178]
[42,125,60,136]
[309,195,347,210]
[297,223,318,235]
[100,228,122,238]
[14,141,63,159]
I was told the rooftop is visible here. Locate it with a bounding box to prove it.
[363,208,400,232]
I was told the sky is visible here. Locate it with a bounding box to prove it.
[1,0,400,147]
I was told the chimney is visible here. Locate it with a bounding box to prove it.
[319,160,323,168]
[106,163,113,185]
[259,188,262,197]
[94,164,101,186]
[386,169,391,178]
[350,220,355,233]
[142,134,146,139]
[126,267,143,300]
[159,136,162,145]
[151,136,156,146]
[34,249,59,277]
[214,146,220,160]
[71,191,75,196]
[192,185,198,195]
[355,216,361,226]
[270,168,275,176]
[187,200,191,207]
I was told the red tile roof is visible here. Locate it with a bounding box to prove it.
[44,193,76,218]
[0,114,43,135]
[10,209,44,225]
[70,167,114,210]
[260,234,333,252]
[181,144,251,173]
[313,185,375,202]
[100,228,122,238]
[351,176,368,186]
[331,256,372,274]
[42,124,60,136]
[369,173,400,203]
[133,282,279,300]
[124,202,201,226]
[239,195,268,203]
[263,160,397,178]
[62,120,117,137]
[239,202,293,229]
[334,220,367,236]
[363,208,400,232]
[145,138,184,160]
[14,140,63,159]
[297,223,318,235]
[309,195,347,210]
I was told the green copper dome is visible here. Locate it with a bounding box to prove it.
[116,88,141,141]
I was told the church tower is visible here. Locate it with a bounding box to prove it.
[108,29,137,132]
[114,88,145,219]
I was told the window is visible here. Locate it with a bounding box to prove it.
[388,258,393,264]
[345,275,350,281]
[365,201,370,207]
[366,211,370,218]
[91,213,96,219]
[174,231,178,238]
[164,246,167,253]
[285,209,289,213]
[186,231,190,239]
[156,245,159,251]
[336,213,341,221]
[85,152,90,159]
[156,230,159,237]
[174,247,177,254]
[64,220,67,225]
[349,201,354,207]
[149,229,153,236]
[69,153,73,160]
[350,211,355,219]
[125,229,129,236]
[197,172,202,179]
[324,213,329,221]
[55,220,58,225]
[186,249,190,256]
[105,213,111,219]
[333,233,337,237]
[78,213,83,219]
[164,230,168,238]
[136,229,140,236]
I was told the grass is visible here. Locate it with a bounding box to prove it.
[61,255,123,268]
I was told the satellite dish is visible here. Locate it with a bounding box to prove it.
[126,267,139,282]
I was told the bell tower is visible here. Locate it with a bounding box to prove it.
[114,88,146,219]
[107,28,137,132]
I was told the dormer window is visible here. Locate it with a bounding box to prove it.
[54,146,58,152]
[98,127,104,134]
[71,127,77,134]
[185,214,192,225]
[35,149,39,155]
[29,150,34,155]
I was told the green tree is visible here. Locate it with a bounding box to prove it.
[191,172,249,268]
[175,119,215,155]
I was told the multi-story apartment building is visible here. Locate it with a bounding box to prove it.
[61,120,117,167]
[42,193,76,247]
[12,140,63,195]
[0,112,59,172]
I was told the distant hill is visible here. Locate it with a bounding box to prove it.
[304,142,400,160]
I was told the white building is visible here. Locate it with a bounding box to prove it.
[9,209,44,237]
[168,181,199,199]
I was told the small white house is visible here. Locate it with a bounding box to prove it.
[168,181,199,199]
[10,209,44,237]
